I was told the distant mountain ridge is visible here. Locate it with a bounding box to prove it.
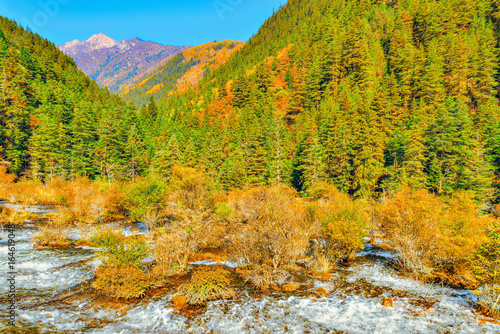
[58,34,190,93]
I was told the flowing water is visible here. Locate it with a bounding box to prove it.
[1,205,499,333]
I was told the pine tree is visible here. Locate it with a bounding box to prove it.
[426,99,494,200]
[70,103,98,177]
[152,133,183,178]
[469,19,498,107]
[292,116,327,193]
[124,124,145,180]
[351,107,386,197]
[232,74,251,109]
[141,95,159,128]
[219,148,247,190]
[417,41,446,111]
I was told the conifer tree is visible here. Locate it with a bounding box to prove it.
[219,148,247,190]
[426,99,494,200]
[152,133,183,178]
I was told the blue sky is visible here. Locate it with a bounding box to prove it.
[1,0,286,46]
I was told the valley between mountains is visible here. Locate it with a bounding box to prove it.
[1,0,500,333]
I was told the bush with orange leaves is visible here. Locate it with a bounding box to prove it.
[493,204,500,218]
[308,183,369,265]
[0,166,16,200]
[178,265,236,305]
[53,178,126,224]
[32,221,73,248]
[151,167,227,274]
[470,224,500,318]
[381,189,445,278]
[91,227,164,299]
[152,212,206,275]
[435,192,491,277]
[380,188,492,282]
[227,186,311,286]
[167,165,215,211]
[166,166,227,247]
[1,174,126,224]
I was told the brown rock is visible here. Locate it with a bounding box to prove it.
[172,295,188,307]
[314,273,332,281]
[477,317,500,325]
[282,283,300,292]
[271,284,281,292]
[317,287,330,297]
[382,298,394,307]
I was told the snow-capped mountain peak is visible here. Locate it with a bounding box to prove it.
[86,33,118,50]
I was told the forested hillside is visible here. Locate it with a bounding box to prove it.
[2,0,500,204]
[0,16,139,179]
[3,2,500,329]
[143,0,500,203]
[121,40,244,107]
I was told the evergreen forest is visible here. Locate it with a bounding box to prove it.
[2,0,500,330]
[2,0,500,203]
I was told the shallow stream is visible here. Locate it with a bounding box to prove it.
[1,204,499,333]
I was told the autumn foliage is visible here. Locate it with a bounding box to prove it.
[178,266,235,305]
[227,186,311,286]
[380,188,493,283]
[2,161,498,304]
[309,183,368,264]
[91,227,164,299]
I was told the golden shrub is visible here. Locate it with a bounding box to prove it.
[307,182,342,201]
[93,264,164,300]
[493,204,500,219]
[380,189,445,277]
[477,287,500,319]
[32,224,72,248]
[0,207,32,225]
[435,192,491,266]
[0,166,15,200]
[247,264,290,289]
[91,226,149,267]
[381,189,491,281]
[152,169,229,273]
[178,265,235,305]
[307,253,331,275]
[152,210,207,274]
[1,176,125,224]
[228,186,311,271]
[314,186,368,263]
[90,227,164,299]
[54,178,125,224]
[282,283,300,292]
[168,165,215,211]
[470,225,500,317]
[153,228,191,275]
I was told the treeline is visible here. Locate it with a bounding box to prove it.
[141,0,500,203]
[121,54,199,107]
[3,0,500,204]
[0,16,140,179]
[121,40,243,107]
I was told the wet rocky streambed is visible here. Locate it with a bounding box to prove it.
[1,204,500,333]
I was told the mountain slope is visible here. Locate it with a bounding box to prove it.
[121,40,244,106]
[142,0,500,202]
[59,34,190,93]
[0,16,141,179]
